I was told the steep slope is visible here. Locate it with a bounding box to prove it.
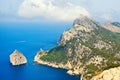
[34,16,120,80]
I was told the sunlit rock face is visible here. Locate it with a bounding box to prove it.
[10,50,27,66]
[91,67,120,80]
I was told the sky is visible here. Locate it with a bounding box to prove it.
[0,0,120,23]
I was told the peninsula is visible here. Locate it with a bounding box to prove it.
[34,16,120,80]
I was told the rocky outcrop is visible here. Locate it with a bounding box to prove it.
[34,49,45,62]
[59,16,100,44]
[91,67,120,80]
[10,50,27,65]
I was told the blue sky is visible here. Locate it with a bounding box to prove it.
[0,0,120,23]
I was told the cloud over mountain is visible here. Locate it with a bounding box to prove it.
[18,0,90,22]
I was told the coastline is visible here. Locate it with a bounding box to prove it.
[34,53,120,80]
[34,59,67,69]
[34,53,81,76]
[34,59,82,80]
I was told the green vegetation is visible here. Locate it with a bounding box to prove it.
[41,45,68,64]
[86,63,98,74]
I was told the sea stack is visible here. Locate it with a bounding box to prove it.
[10,50,27,66]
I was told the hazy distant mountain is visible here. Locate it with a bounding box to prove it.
[103,22,120,33]
[112,22,120,27]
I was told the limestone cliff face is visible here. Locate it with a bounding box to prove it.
[59,16,100,44]
[91,67,120,80]
[35,16,120,80]
[10,50,27,65]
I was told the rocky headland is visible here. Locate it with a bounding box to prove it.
[10,50,27,66]
[34,49,82,75]
[34,16,120,80]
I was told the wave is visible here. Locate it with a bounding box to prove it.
[16,40,27,43]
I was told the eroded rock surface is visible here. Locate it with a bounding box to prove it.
[10,50,27,65]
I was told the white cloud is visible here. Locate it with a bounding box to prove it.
[18,0,90,22]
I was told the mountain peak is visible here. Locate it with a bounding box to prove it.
[73,16,100,30]
[14,49,20,54]
[58,17,102,44]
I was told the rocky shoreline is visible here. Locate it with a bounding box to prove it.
[34,55,120,80]
[34,49,120,80]
[10,49,120,80]
[34,53,81,76]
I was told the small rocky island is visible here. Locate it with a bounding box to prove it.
[10,50,27,65]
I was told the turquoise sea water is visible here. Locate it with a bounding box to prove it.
[0,22,80,80]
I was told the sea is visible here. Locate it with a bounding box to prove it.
[0,22,80,80]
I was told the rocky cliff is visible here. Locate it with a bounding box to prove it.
[10,50,27,65]
[91,67,120,80]
[34,16,120,80]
